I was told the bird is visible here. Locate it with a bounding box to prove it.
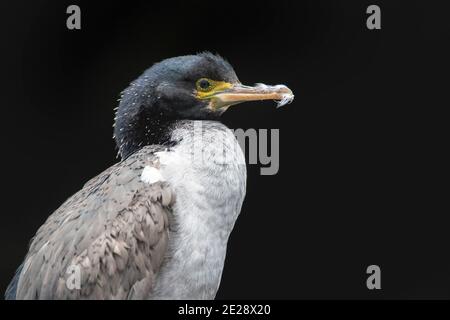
[5,52,293,300]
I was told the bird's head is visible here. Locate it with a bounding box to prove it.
[114,52,293,158]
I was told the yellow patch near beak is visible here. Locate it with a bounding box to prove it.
[196,81,233,100]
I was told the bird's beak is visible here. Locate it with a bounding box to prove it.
[209,83,294,110]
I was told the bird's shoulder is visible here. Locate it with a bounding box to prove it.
[17,145,175,299]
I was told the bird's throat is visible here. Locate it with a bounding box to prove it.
[116,117,179,159]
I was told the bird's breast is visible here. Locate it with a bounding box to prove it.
[149,120,247,299]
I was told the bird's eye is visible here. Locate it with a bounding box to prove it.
[196,78,213,92]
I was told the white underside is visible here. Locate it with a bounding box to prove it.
[146,121,247,299]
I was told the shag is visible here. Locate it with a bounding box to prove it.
[6,53,293,299]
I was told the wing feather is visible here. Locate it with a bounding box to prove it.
[16,146,174,299]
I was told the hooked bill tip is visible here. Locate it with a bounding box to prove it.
[276,92,295,108]
[253,84,294,108]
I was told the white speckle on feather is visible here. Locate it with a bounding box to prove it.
[141,166,165,184]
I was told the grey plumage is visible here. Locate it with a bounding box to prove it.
[13,121,246,300]
[16,146,174,299]
[5,263,23,300]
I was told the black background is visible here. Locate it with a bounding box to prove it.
[0,0,449,299]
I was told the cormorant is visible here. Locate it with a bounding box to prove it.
[6,52,293,299]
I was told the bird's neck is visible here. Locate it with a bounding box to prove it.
[116,116,180,159]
